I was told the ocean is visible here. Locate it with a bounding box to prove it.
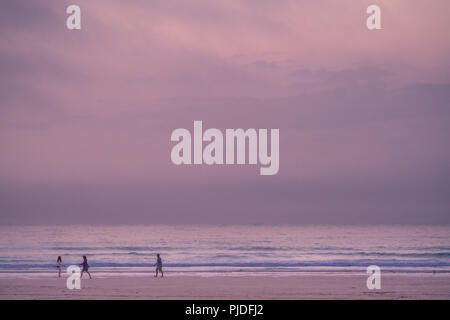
[0,225,449,277]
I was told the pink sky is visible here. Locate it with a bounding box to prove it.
[1,1,450,224]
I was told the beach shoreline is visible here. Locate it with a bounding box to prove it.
[1,273,449,300]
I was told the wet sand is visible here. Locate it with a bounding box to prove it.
[1,273,449,299]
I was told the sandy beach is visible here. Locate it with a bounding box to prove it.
[1,274,449,300]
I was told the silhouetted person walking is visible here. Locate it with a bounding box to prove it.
[80,256,92,279]
[154,253,163,277]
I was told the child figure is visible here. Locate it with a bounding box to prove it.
[56,256,65,278]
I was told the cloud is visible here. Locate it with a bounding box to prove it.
[1,1,450,224]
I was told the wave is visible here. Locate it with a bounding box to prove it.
[309,251,450,258]
[40,247,450,259]
[50,246,174,251]
[2,258,450,269]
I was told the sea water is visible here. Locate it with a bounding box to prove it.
[0,225,449,278]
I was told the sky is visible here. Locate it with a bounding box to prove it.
[1,0,450,225]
